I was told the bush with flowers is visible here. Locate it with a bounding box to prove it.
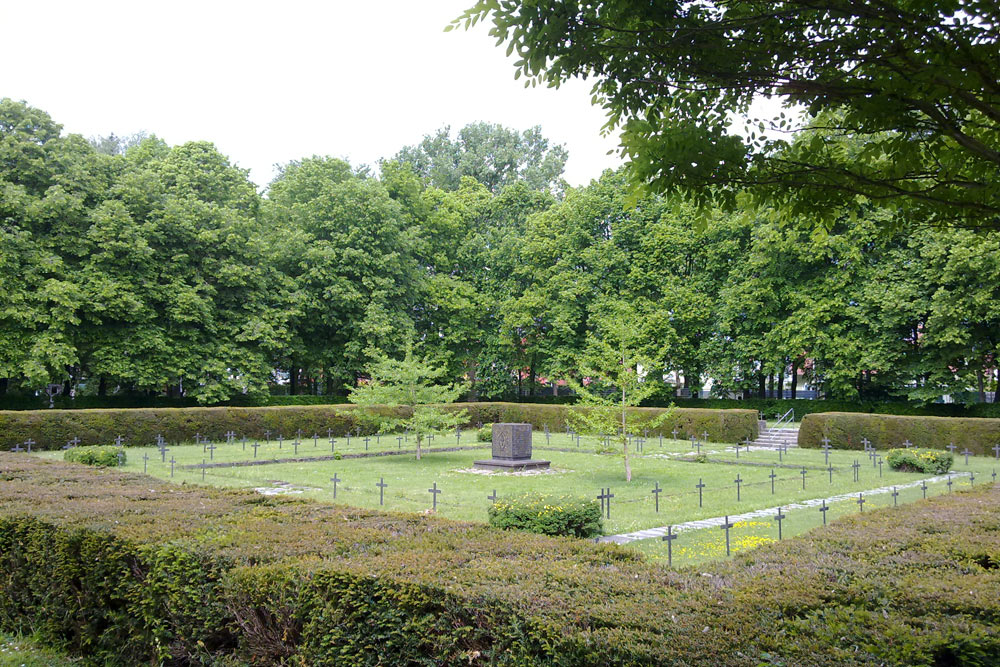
[886,447,953,474]
[488,492,602,538]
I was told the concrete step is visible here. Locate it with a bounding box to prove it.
[751,428,799,448]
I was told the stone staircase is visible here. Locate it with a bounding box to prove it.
[752,426,800,449]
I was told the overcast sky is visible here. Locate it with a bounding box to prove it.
[1,0,624,189]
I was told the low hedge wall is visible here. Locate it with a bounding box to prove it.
[3,454,1000,664]
[800,411,1000,455]
[0,403,759,451]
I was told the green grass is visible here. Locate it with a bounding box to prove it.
[0,633,79,667]
[34,430,998,568]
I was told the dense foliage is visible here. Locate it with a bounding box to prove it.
[0,403,758,452]
[62,445,124,467]
[3,453,1000,664]
[886,448,953,475]
[453,1,1000,230]
[488,492,602,538]
[1,99,997,408]
[800,412,1000,455]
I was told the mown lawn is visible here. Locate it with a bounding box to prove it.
[0,633,79,666]
[34,429,997,567]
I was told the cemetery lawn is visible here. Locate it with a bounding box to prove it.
[36,430,998,567]
[0,632,80,666]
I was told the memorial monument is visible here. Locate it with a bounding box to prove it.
[474,423,550,471]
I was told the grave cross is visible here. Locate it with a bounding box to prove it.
[671,428,679,441]
[170,456,176,477]
[117,450,125,467]
[428,482,441,510]
[194,433,202,446]
[652,481,662,512]
[201,459,206,481]
[696,478,706,507]
[377,477,387,506]
[800,467,807,490]
[819,500,829,526]
[396,436,403,451]
[659,434,663,447]
[312,434,319,448]
[689,435,696,449]
[544,428,551,446]
[861,437,871,451]
[206,442,218,461]
[142,453,149,474]
[827,465,834,484]
[891,487,899,506]
[293,439,299,455]
[66,436,81,450]
[857,493,865,512]
[820,437,832,464]
[158,441,170,462]
[961,448,972,466]
[662,526,677,567]
[330,473,340,499]
[331,438,338,453]
[114,435,125,448]
[278,435,284,449]
[721,516,734,556]
[701,431,709,443]
[597,488,614,519]
[921,480,928,499]
[264,430,271,443]
[947,442,957,456]
[902,439,913,449]
[224,431,236,443]
[694,440,702,456]
[10,443,24,454]
[947,475,953,493]
[993,469,997,483]
[487,489,498,503]
[993,444,1000,460]
[241,436,248,451]
[252,441,260,458]
[734,474,743,502]
[852,459,860,482]
[455,428,461,446]
[777,444,784,463]
[878,458,883,478]
[24,438,36,453]
[774,507,786,540]
[296,429,303,439]
[364,437,371,451]
[970,471,976,486]
[769,469,777,494]
[733,443,740,460]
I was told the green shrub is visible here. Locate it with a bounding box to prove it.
[487,492,602,538]
[0,403,758,451]
[476,423,494,442]
[886,448,953,474]
[63,445,125,467]
[800,411,1000,455]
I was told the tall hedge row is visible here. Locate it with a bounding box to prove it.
[800,411,1000,455]
[3,454,1000,665]
[0,403,758,451]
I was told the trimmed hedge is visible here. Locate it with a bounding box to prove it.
[886,448,953,474]
[3,454,1000,664]
[800,411,1000,455]
[0,403,759,451]
[644,396,1000,419]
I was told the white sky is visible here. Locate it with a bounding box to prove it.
[0,0,624,189]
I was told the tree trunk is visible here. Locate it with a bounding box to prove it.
[528,359,536,397]
[790,359,799,399]
[325,370,335,396]
[977,368,986,404]
[0,378,7,396]
[622,382,631,482]
[290,366,299,396]
[776,367,783,399]
[758,373,766,399]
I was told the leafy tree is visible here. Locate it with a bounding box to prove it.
[453,1,1000,229]
[393,122,568,194]
[348,344,468,460]
[567,300,673,481]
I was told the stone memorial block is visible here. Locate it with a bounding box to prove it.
[474,423,549,471]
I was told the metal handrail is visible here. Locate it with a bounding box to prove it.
[765,408,795,436]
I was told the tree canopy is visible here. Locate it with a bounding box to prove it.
[452,1,1000,229]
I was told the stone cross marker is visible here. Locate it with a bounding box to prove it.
[721,516,734,556]
[820,437,832,464]
[947,475,953,493]
[970,471,976,486]
[652,481,662,512]
[800,467,807,490]
[662,526,677,567]
[992,444,1000,460]
[67,436,81,449]
[114,435,125,448]
[206,442,218,461]
[252,441,260,458]
[827,465,834,484]
[428,482,441,510]
[696,478,706,507]
[487,489,498,503]
[774,507,786,540]
[902,439,913,449]
[769,469,777,494]
[852,459,860,482]
[961,448,972,466]
[143,453,149,474]
[24,438,36,453]
[224,431,236,443]
[598,488,614,519]
[819,500,829,525]
[947,442,957,456]
[10,443,24,454]
[377,477,387,506]
[891,487,899,506]
[312,434,319,448]
[857,493,865,512]
[170,456,176,477]
[330,473,340,499]
[734,474,743,501]
[921,480,928,499]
